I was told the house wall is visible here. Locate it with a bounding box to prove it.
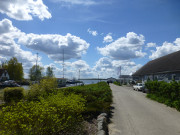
[0,71,9,81]
[134,72,180,83]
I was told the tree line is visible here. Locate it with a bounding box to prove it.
[0,57,54,81]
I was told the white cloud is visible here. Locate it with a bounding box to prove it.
[103,33,113,43]
[54,60,93,78]
[18,33,90,61]
[0,0,51,21]
[0,18,90,78]
[87,28,98,36]
[52,0,97,6]
[72,60,90,70]
[149,38,180,59]
[0,19,39,78]
[93,57,142,78]
[147,42,156,48]
[97,32,146,60]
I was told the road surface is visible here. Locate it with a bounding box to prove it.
[108,84,180,135]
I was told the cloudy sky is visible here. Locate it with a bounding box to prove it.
[0,0,180,79]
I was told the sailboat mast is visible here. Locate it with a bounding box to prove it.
[63,49,64,78]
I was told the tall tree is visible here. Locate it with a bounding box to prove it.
[46,66,54,78]
[7,57,24,81]
[0,61,8,69]
[29,65,43,81]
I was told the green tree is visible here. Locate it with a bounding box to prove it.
[46,66,54,78]
[0,61,8,69]
[7,57,24,81]
[29,65,43,81]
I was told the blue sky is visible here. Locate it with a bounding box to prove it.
[0,0,180,79]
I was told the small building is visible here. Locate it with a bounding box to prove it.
[132,50,180,83]
[0,69,9,82]
[118,75,132,84]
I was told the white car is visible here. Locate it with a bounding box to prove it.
[133,83,145,91]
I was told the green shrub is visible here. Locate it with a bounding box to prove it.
[113,81,121,86]
[146,80,180,111]
[27,78,58,101]
[3,87,24,103]
[61,82,112,114]
[0,92,86,135]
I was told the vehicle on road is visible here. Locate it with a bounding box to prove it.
[133,83,145,91]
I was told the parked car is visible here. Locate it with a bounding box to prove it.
[133,83,145,91]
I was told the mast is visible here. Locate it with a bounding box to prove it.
[63,49,64,78]
[35,53,38,81]
[36,53,38,70]
[79,69,80,80]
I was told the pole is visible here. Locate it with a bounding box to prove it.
[36,53,38,70]
[62,49,65,79]
[36,53,38,81]
[79,69,80,80]
[98,74,99,83]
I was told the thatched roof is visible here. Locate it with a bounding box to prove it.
[132,50,180,76]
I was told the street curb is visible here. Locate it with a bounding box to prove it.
[97,113,108,135]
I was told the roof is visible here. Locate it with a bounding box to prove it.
[133,50,180,76]
[0,69,7,77]
[119,75,132,78]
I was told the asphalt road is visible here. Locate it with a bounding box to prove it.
[108,84,180,135]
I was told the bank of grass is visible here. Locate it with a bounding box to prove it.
[0,79,112,134]
[146,80,180,111]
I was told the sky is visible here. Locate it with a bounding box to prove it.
[0,0,180,79]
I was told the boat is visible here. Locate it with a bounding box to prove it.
[57,78,67,87]
[0,80,20,88]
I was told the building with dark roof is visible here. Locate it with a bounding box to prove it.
[118,75,132,84]
[132,50,180,82]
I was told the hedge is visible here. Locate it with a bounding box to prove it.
[61,82,112,114]
[27,78,58,101]
[113,81,121,86]
[0,92,86,135]
[3,87,25,103]
[145,80,180,111]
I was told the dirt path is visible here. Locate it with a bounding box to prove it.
[108,84,180,135]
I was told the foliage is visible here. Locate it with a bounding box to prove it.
[6,57,24,81]
[46,66,54,78]
[3,87,25,104]
[27,78,58,101]
[0,81,112,134]
[61,82,112,114]
[0,92,86,135]
[0,61,8,69]
[146,80,180,111]
[16,79,30,85]
[29,65,44,81]
[113,81,121,86]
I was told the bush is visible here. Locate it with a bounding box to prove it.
[27,78,58,101]
[146,80,180,111]
[3,87,24,103]
[113,81,121,86]
[61,82,112,114]
[0,92,86,135]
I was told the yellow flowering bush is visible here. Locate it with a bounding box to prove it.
[0,92,86,135]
